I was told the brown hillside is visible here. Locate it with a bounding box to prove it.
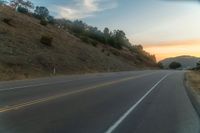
[0,5,156,80]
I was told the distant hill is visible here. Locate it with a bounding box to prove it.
[0,5,156,80]
[160,56,200,69]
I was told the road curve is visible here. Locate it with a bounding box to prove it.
[0,70,199,133]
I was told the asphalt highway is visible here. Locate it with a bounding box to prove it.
[0,70,199,133]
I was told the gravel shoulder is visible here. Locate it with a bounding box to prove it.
[185,71,200,116]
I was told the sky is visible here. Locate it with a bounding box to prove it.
[31,0,200,61]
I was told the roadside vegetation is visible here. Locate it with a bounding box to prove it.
[186,61,200,94]
[169,62,182,69]
[187,61,200,93]
[1,0,156,60]
[186,71,200,95]
[192,61,200,71]
[0,0,157,80]
[186,61,200,115]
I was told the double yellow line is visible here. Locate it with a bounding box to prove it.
[0,72,156,113]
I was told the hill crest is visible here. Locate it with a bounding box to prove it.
[160,55,200,69]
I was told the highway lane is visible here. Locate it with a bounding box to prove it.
[0,70,199,133]
[0,70,156,108]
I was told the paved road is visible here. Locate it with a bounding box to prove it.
[0,70,199,133]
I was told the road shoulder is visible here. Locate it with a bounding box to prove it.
[185,71,200,117]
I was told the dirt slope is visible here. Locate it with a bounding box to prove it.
[0,5,156,80]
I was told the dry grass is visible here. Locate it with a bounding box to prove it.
[186,71,200,95]
[0,5,156,81]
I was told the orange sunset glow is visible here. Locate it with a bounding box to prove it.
[144,39,200,61]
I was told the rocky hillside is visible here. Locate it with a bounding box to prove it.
[0,5,156,80]
[160,55,200,69]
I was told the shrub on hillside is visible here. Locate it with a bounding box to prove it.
[2,18,13,26]
[91,40,98,47]
[40,35,53,46]
[80,36,89,43]
[17,6,28,14]
[110,49,120,56]
[157,62,164,69]
[40,19,48,26]
[35,54,53,70]
[169,62,181,69]
[47,15,55,24]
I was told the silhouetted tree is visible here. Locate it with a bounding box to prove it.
[17,5,28,13]
[135,45,143,51]
[158,62,164,69]
[70,20,86,34]
[86,26,105,43]
[110,30,127,49]
[149,54,156,63]
[169,62,181,69]
[47,15,55,24]
[34,6,49,19]
[103,27,110,43]
[103,27,110,36]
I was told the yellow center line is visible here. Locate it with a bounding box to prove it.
[0,72,158,113]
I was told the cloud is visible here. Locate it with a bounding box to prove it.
[51,0,118,19]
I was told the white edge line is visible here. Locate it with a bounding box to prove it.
[105,74,170,133]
